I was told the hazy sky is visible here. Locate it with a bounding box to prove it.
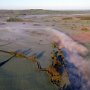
[0,0,90,10]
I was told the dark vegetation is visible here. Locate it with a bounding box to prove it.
[62,17,73,20]
[0,9,90,15]
[7,17,33,22]
[7,17,23,22]
[76,16,90,20]
[81,27,89,31]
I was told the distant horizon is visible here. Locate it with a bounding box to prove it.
[0,8,90,11]
[0,0,90,10]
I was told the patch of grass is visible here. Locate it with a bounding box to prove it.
[62,17,73,20]
[7,17,33,22]
[81,27,89,32]
[77,16,90,20]
[7,17,23,22]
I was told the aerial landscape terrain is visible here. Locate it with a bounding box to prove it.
[0,9,90,90]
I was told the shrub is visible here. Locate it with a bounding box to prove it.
[81,27,89,31]
[7,17,34,22]
[77,16,90,20]
[62,17,72,20]
[7,17,23,22]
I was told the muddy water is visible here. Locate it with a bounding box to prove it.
[0,24,56,90]
[0,22,90,90]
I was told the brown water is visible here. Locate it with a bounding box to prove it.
[0,22,90,90]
